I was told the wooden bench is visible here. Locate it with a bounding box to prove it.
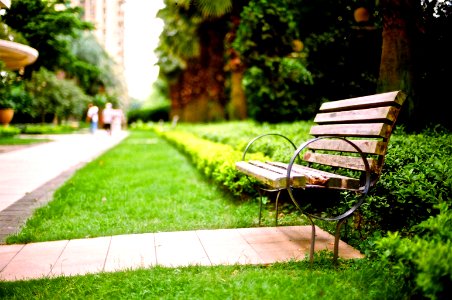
[235,90,406,262]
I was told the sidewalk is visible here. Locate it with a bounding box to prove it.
[0,130,363,282]
[0,225,363,282]
[0,130,129,241]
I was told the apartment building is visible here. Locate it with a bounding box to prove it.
[70,0,125,68]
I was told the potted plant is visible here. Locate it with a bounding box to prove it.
[0,21,32,125]
[0,66,16,125]
[0,63,30,126]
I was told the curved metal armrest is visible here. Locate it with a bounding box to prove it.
[241,133,297,161]
[285,136,372,222]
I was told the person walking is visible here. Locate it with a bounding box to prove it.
[86,103,99,134]
[102,102,114,135]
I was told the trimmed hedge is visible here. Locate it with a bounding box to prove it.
[127,106,170,124]
[154,128,267,198]
[374,203,452,299]
[0,126,20,137]
[163,123,452,238]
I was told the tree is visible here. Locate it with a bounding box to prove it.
[2,0,93,77]
[25,68,91,123]
[378,0,452,130]
[3,0,127,119]
[156,0,232,122]
[378,0,419,124]
[233,0,314,123]
[69,32,124,97]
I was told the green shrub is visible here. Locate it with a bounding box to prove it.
[359,128,452,234]
[20,124,78,134]
[154,127,267,197]
[159,122,451,251]
[375,203,452,299]
[127,105,170,124]
[0,126,20,137]
[233,0,315,123]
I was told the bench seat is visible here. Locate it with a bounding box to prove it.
[236,160,360,190]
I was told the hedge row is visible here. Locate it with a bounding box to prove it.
[162,122,452,240]
[154,128,267,198]
[0,124,81,137]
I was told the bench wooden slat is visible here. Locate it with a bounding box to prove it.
[235,161,306,189]
[314,106,399,124]
[307,139,387,155]
[318,91,406,113]
[269,162,360,190]
[303,152,380,173]
[309,123,392,138]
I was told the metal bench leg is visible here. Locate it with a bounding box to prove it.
[275,190,282,226]
[258,189,264,226]
[307,215,316,264]
[333,218,347,263]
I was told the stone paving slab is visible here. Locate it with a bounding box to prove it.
[0,226,364,282]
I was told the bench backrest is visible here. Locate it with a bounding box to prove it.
[304,90,406,183]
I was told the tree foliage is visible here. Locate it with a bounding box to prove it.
[25,67,91,122]
[2,0,93,77]
[195,0,232,17]
[233,0,314,122]
[69,32,123,96]
[2,0,125,121]
[230,0,451,129]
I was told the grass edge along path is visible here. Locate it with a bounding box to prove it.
[0,257,407,299]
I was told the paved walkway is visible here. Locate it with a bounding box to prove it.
[0,130,363,282]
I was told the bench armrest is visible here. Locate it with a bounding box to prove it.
[241,133,297,161]
[286,136,372,222]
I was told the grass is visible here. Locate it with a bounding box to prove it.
[7,130,274,243]
[0,136,51,145]
[0,255,406,299]
[0,129,409,299]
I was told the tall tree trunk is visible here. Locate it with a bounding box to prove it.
[229,70,247,119]
[170,19,227,122]
[226,14,247,120]
[378,0,420,120]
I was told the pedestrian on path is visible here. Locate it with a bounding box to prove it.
[102,102,114,135]
[86,103,99,134]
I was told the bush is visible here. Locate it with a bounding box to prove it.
[0,126,20,137]
[358,127,452,236]
[156,122,451,251]
[375,203,452,299]
[19,124,78,134]
[233,0,315,123]
[153,127,267,197]
[127,105,170,124]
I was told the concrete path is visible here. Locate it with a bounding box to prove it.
[0,130,128,241]
[0,225,363,282]
[0,130,363,282]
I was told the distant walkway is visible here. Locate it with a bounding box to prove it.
[0,130,128,242]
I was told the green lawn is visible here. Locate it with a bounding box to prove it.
[6,130,273,243]
[0,136,51,145]
[0,257,404,299]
